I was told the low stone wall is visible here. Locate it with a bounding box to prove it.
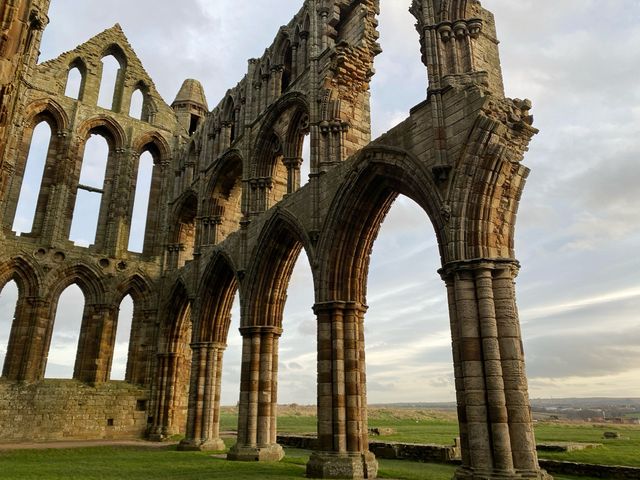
[0,379,149,442]
[540,460,640,480]
[369,440,460,463]
[277,434,640,479]
[277,435,460,464]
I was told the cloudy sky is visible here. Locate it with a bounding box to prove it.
[1,0,639,405]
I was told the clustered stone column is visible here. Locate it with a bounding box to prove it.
[441,259,549,480]
[228,325,284,461]
[148,352,184,440]
[306,301,377,479]
[179,342,227,451]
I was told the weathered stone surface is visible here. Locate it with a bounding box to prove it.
[0,1,547,479]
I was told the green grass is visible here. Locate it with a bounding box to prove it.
[224,407,640,468]
[0,445,600,480]
[533,422,640,467]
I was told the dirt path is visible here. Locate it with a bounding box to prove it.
[0,439,178,451]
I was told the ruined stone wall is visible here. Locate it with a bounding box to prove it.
[0,379,149,441]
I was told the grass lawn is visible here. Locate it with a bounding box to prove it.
[0,445,602,480]
[2,407,635,479]
[222,407,640,468]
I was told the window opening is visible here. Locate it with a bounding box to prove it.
[45,284,84,378]
[98,55,121,110]
[12,122,51,234]
[65,67,83,99]
[111,294,133,380]
[128,151,154,253]
[0,280,19,375]
[129,89,144,120]
[69,134,109,246]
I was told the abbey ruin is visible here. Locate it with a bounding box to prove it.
[0,0,550,478]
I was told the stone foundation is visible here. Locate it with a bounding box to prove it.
[306,451,378,479]
[227,443,285,461]
[0,379,149,442]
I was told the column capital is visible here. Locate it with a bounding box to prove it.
[283,157,304,169]
[438,258,520,280]
[190,341,227,351]
[313,300,368,315]
[238,325,283,337]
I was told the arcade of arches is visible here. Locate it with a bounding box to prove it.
[0,0,549,479]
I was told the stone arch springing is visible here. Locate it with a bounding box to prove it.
[229,208,314,461]
[64,57,87,100]
[149,278,193,439]
[4,99,69,237]
[201,150,243,246]
[449,117,532,261]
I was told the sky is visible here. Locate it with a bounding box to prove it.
[1,0,639,405]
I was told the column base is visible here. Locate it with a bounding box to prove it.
[454,467,553,480]
[147,432,167,442]
[227,443,285,462]
[306,451,378,479]
[177,437,226,451]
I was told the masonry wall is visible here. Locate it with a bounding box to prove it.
[0,379,149,442]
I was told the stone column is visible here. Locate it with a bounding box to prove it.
[271,65,284,98]
[283,157,303,194]
[148,351,184,441]
[440,260,550,480]
[179,342,226,451]
[228,326,284,462]
[74,303,118,383]
[221,122,233,152]
[307,301,378,479]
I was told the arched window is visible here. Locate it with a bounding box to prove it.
[69,134,109,247]
[12,122,52,235]
[111,294,133,380]
[65,67,83,99]
[129,88,144,120]
[0,280,19,375]
[300,132,310,188]
[45,284,84,379]
[128,151,154,253]
[98,55,121,110]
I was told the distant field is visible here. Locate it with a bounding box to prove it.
[221,405,640,467]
